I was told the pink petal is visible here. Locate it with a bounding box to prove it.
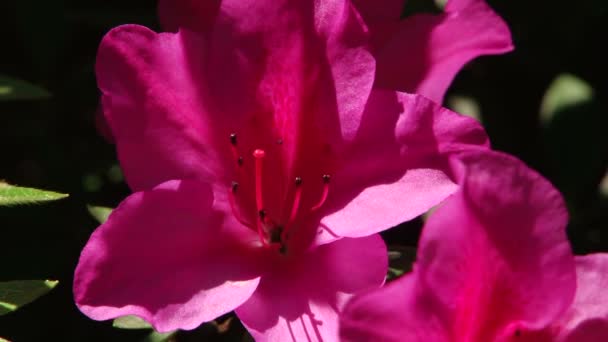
[209,0,375,167]
[340,151,577,341]
[340,274,449,342]
[556,254,608,339]
[235,235,387,341]
[418,151,576,340]
[99,1,375,192]
[157,0,220,33]
[74,180,267,333]
[319,91,488,240]
[97,25,231,191]
[375,0,513,103]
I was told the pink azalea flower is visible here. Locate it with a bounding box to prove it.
[158,0,513,103]
[74,1,489,340]
[340,151,608,342]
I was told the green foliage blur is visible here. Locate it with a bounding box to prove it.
[0,0,606,340]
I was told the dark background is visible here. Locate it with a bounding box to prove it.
[1,0,607,340]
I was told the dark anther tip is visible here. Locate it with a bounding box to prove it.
[230,133,237,145]
[258,209,267,219]
[322,174,331,183]
[237,156,244,166]
[231,181,239,192]
[295,176,303,186]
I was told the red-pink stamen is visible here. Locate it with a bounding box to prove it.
[227,182,255,229]
[253,149,267,246]
[311,174,331,212]
[282,177,303,241]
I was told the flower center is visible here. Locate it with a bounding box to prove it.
[227,133,331,253]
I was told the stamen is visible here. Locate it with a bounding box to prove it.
[227,182,254,229]
[253,149,266,212]
[256,209,269,246]
[311,174,331,211]
[282,177,303,241]
[229,133,242,166]
[253,149,267,246]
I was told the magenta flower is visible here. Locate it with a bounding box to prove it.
[340,151,608,342]
[74,0,489,340]
[159,0,513,103]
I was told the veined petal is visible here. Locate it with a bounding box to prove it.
[319,91,488,240]
[340,151,577,341]
[236,235,387,341]
[419,151,576,340]
[375,0,513,103]
[97,25,235,191]
[74,180,266,332]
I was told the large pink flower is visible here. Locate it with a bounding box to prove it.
[159,0,513,103]
[75,0,489,340]
[340,151,608,342]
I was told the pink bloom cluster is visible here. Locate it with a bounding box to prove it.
[78,1,608,341]
[340,151,608,341]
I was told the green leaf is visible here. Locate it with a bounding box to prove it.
[113,315,153,330]
[540,73,594,124]
[0,75,51,101]
[0,182,68,206]
[87,205,113,224]
[142,331,177,342]
[0,280,58,315]
[0,336,11,342]
[387,245,417,281]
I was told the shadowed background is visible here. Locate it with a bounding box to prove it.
[0,0,606,340]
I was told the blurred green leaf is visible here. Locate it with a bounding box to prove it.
[82,174,103,193]
[0,182,68,206]
[142,331,177,342]
[0,280,58,315]
[540,74,594,124]
[0,336,10,342]
[87,205,113,224]
[387,245,417,281]
[447,95,482,122]
[601,172,608,197]
[0,75,51,101]
[542,82,608,208]
[113,315,153,330]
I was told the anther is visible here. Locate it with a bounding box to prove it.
[237,156,244,166]
[229,133,237,145]
[295,176,303,186]
[311,174,331,211]
[258,209,267,220]
[231,181,239,193]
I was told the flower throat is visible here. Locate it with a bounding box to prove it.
[227,133,331,253]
